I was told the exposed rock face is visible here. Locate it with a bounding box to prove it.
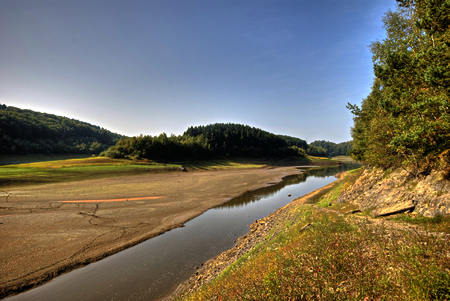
[336,166,450,217]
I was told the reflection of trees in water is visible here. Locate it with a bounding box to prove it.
[306,162,361,178]
[217,163,361,210]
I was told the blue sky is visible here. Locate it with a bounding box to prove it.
[0,0,397,143]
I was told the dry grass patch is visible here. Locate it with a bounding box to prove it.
[182,209,450,301]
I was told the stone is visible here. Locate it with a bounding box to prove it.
[372,201,415,217]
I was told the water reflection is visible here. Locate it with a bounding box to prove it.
[5,162,361,301]
[219,162,361,209]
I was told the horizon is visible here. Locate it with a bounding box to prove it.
[0,0,397,143]
[2,103,352,144]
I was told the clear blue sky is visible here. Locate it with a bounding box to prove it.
[0,0,397,143]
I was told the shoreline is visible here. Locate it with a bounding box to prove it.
[168,178,342,300]
[0,166,310,299]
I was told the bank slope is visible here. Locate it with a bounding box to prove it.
[176,169,450,300]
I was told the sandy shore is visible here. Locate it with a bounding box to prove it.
[0,166,305,298]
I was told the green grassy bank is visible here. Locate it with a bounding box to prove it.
[180,169,450,301]
[0,155,336,188]
[0,157,183,188]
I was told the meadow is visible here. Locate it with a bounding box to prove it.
[0,156,274,188]
[0,154,336,188]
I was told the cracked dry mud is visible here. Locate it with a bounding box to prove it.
[0,166,304,298]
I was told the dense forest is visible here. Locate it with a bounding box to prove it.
[347,0,450,176]
[101,123,307,161]
[276,134,308,150]
[1,104,353,160]
[0,104,124,155]
[309,140,353,157]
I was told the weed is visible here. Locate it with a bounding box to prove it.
[182,208,450,301]
[387,213,450,233]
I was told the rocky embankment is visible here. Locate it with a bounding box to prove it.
[336,166,450,217]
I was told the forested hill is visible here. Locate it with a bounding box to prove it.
[276,134,308,150]
[0,104,124,155]
[102,123,307,161]
[183,123,302,156]
[309,140,353,157]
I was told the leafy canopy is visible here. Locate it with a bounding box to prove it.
[348,0,450,176]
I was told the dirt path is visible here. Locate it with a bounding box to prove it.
[0,166,305,298]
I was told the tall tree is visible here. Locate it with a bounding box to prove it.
[348,0,450,175]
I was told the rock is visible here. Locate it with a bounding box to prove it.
[372,201,415,217]
[336,167,450,217]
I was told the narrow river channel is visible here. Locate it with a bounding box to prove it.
[6,163,360,301]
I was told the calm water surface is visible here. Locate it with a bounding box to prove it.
[6,163,360,301]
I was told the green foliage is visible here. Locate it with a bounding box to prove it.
[306,145,327,157]
[348,0,450,175]
[0,104,124,155]
[103,123,308,161]
[277,134,308,150]
[387,213,450,233]
[309,140,353,157]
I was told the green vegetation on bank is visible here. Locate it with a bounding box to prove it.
[181,168,450,301]
[387,213,450,234]
[0,104,124,155]
[0,157,182,188]
[185,212,449,300]
[0,154,340,188]
[347,0,450,176]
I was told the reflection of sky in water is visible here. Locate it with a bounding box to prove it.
[6,163,360,301]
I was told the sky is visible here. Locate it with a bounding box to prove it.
[0,0,397,143]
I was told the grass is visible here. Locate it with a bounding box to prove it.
[0,157,271,188]
[180,167,449,300]
[182,208,450,301]
[0,154,92,165]
[0,157,183,188]
[306,167,363,208]
[387,213,450,234]
[0,154,336,188]
[180,159,265,170]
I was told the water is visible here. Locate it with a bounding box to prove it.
[6,163,360,301]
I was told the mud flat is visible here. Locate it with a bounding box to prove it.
[0,166,305,298]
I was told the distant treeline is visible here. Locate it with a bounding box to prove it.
[0,104,124,155]
[102,123,352,161]
[309,140,353,157]
[102,123,307,160]
[1,104,352,159]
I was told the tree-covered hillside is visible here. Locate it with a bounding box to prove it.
[277,134,308,150]
[102,123,307,161]
[309,140,353,157]
[0,104,124,155]
[348,0,450,176]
